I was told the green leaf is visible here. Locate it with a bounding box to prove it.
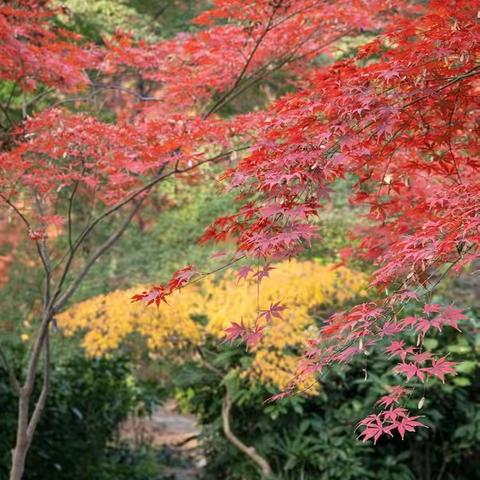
[455,361,477,374]
[453,377,471,387]
[423,338,438,350]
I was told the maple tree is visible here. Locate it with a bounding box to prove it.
[133,0,480,448]
[1,0,478,478]
[0,1,409,478]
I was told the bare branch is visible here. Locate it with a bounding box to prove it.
[67,184,79,252]
[204,24,351,118]
[0,193,31,230]
[50,146,248,311]
[53,198,145,311]
[0,193,50,277]
[33,192,52,306]
[91,84,164,102]
[222,385,272,477]
[203,6,279,118]
[0,343,20,394]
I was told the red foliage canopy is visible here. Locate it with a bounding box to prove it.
[135,0,480,441]
[2,0,479,444]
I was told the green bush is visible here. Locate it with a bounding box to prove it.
[171,327,480,480]
[0,350,159,480]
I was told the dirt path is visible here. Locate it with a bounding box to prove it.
[120,399,205,479]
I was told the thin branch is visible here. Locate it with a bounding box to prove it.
[222,385,272,478]
[0,102,13,128]
[0,193,31,230]
[195,346,223,376]
[5,81,18,111]
[204,26,351,117]
[53,198,145,311]
[22,88,55,114]
[402,65,480,110]
[33,191,51,305]
[0,344,20,394]
[67,176,82,252]
[0,193,50,276]
[50,146,248,310]
[191,255,246,286]
[153,4,169,20]
[203,5,280,118]
[91,84,164,102]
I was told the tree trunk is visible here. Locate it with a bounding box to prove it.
[10,394,30,480]
[10,445,28,480]
[9,329,50,480]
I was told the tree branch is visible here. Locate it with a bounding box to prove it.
[53,198,145,311]
[203,4,280,118]
[67,176,82,252]
[26,330,50,447]
[0,343,20,394]
[0,193,50,279]
[222,385,272,478]
[23,313,50,397]
[50,146,248,311]
[204,26,351,118]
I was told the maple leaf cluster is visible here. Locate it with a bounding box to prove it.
[1,0,402,236]
[358,408,425,444]
[0,1,98,92]
[131,266,199,306]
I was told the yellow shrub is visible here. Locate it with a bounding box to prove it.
[59,260,366,391]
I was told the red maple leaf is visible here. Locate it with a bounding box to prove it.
[423,304,442,314]
[252,264,275,282]
[258,302,287,322]
[358,414,389,444]
[425,357,457,383]
[395,362,425,382]
[223,321,247,344]
[244,324,265,349]
[131,286,169,307]
[376,386,411,408]
[384,412,426,440]
[168,265,198,291]
[236,265,252,283]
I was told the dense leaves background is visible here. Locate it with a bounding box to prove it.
[0,0,479,479]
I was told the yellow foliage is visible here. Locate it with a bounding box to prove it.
[59,260,366,391]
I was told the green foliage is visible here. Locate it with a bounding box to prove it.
[60,0,210,42]
[169,325,480,480]
[74,180,236,301]
[0,348,160,480]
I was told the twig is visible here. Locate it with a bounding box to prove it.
[67,177,82,252]
[203,4,280,118]
[53,198,145,311]
[50,146,247,311]
[0,344,20,394]
[0,193,50,278]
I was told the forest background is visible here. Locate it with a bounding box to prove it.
[0,1,479,480]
